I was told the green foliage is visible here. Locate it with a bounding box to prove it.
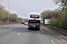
[55,0,67,11]
[41,0,67,29]
[49,0,67,29]
[49,18,57,27]
[9,14,17,22]
[63,8,67,28]
[57,0,67,29]
[0,6,8,21]
[49,11,64,28]
[0,5,18,22]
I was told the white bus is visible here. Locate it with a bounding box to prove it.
[28,12,41,30]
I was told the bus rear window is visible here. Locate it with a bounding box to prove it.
[30,15,39,18]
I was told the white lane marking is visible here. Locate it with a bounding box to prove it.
[51,40,56,44]
[17,32,21,35]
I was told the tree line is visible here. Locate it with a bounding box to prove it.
[41,0,67,30]
[0,5,22,23]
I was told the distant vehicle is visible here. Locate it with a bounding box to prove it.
[24,22,28,25]
[22,22,24,24]
[28,12,41,30]
[45,19,49,25]
[22,21,25,24]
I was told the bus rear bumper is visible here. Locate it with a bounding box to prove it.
[28,27,40,31]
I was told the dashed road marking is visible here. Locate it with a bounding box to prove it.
[17,32,21,35]
[51,40,56,44]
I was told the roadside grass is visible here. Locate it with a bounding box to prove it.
[0,22,19,25]
[43,24,67,37]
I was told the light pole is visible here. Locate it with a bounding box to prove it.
[7,13,9,23]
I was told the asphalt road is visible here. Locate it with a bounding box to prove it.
[0,24,66,44]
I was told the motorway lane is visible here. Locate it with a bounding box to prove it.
[0,24,66,44]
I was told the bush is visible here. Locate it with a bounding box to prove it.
[63,8,67,30]
[49,12,64,29]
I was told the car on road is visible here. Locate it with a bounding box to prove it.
[24,22,28,25]
[22,21,25,24]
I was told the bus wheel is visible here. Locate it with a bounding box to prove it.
[28,28,31,30]
[37,28,40,31]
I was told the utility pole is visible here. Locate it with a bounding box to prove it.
[7,13,9,23]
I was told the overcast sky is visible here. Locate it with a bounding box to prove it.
[0,0,59,18]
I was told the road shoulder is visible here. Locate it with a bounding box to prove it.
[41,25,67,42]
